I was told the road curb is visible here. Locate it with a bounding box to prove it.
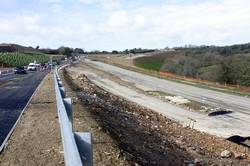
[0,72,49,152]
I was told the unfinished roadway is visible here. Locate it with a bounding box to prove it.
[69,59,250,138]
[0,70,48,151]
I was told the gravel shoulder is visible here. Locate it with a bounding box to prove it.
[0,73,64,166]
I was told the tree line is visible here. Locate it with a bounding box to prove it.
[135,43,250,86]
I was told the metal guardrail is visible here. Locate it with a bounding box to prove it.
[54,65,92,166]
[0,69,14,79]
[0,69,13,75]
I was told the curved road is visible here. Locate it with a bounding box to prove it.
[0,70,48,150]
[85,59,250,114]
[81,59,250,137]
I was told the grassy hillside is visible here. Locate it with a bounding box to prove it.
[0,52,64,67]
[134,43,250,86]
[134,54,166,71]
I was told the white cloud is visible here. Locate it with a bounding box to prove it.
[1,0,250,50]
[107,10,129,27]
[93,0,250,49]
[0,15,40,34]
[76,0,121,9]
[77,0,94,4]
[100,0,121,10]
[112,0,250,48]
[133,14,145,28]
[37,0,62,3]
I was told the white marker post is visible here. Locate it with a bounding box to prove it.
[50,56,53,72]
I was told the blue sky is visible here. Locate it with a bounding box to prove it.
[0,0,250,51]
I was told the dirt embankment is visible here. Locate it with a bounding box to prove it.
[0,73,64,166]
[59,70,131,166]
[64,67,250,166]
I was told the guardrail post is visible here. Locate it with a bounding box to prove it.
[74,132,93,166]
[60,87,66,98]
[63,98,73,129]
[58,81,63,87]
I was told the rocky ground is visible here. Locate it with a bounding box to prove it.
[0,73,64,166]
[59,70,131,166]
[64,66,250,166]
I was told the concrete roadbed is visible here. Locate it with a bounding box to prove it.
[0,73,64,166]
[80,59,250,138]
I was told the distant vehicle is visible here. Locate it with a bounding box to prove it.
[35,63,41,68]
[27,63,37,71]
[41,63,48,70]
[14,66,27,74]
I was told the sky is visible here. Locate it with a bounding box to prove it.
[0,0,250,51]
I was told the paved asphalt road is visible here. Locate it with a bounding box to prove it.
[82,59,250,137]
[0,70,48,147]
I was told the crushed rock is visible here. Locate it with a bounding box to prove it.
[165,95,190,105]
[221,150,232,158]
